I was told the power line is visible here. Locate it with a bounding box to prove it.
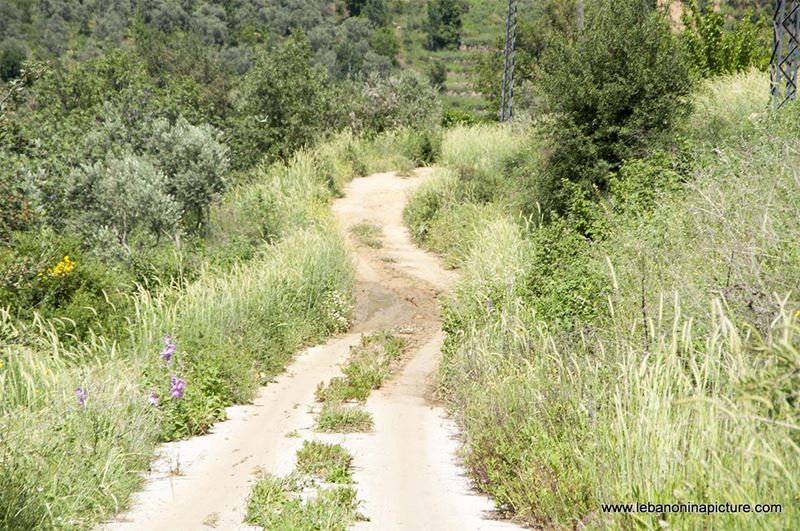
[500,0,518,123]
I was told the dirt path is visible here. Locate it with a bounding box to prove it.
[102,170,519,530]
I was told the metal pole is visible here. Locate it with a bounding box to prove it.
[771,1,800,109]
[500,0,517,123]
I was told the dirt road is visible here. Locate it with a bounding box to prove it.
[102,170,519,530]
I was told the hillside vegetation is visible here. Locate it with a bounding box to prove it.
[0,128,441,529]
[1,0,796,529]
[1,1,443,528]
[405,1,799,529]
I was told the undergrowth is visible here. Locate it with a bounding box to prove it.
[407,70,800,529]
[0,129,429,530]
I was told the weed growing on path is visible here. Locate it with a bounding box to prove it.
[314,332,406,432]
[317,404,375,433]
[245,441,362,530]
[296,441,353,484]
[349,223,384,249]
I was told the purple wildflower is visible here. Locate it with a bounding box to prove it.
[161,335,177,365]
[148,391,160,407]
[170,376,186,400]
[75,387,88,408]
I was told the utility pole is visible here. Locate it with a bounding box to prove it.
[500,0,518,123]
[577,0,584,31]
[771,1,800,108]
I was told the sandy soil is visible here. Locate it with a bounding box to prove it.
[101,169,521,530]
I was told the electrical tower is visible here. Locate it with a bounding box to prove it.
[500,0,518,123]
[771,1,800,108]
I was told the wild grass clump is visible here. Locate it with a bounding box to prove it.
[419,72,800,529]
[245,475,361,531]
[317,404,375,433]
[439,124,528,204]
[349,223,384,249]
[315,332,406,405]
[314,331,405,433]
[245,440,361,529]
[296,441,353,484]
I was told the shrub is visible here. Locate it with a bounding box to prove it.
[145,117,229,230]
[442,108,481,127]
[0,39,26,81]
[539,0,693,216]
[682,4,770,78]
[0,229,133,341]
[427,60,447,90]
[356,71,443,133]
[69,154,181,251]
[233,33,340,168]
[425,0,465,51]
[0,156,35,242]
[370,27,399,62]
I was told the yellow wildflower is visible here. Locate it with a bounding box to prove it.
[47,256,76,278]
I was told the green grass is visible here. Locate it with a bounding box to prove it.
[349,223,384,249]
[314,332,405,433]
[246,475,361,531]
[317,404,375,433]
[315,332,406,404]
[245,440,359,529]
[407,70,800,529]
[296,441,353,484]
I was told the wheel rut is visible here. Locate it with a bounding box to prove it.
[101,169,519,530]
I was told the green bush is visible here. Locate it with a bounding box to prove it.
[0,229,133,341]
[68,154,181,251]
[427,60,447,90]
[0,39,26,81]
[539,0,693,216]
[682,3,770,78]
[425,0,465,51]
[232,33,341,168]
[0,155,35,242]
[145,117,230,230]
[370,27,399,62]
[355,71,443,134]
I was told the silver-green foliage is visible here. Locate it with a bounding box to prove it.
[70,154,180,249]
[145,117,229,227]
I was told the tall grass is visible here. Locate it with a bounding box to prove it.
[0,128,420,529]
[419,71,800,529]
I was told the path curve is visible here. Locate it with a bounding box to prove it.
[101,169,520,530]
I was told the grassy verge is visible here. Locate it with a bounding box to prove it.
[406,71,800,529]
[0,128,431,530]
[245,442,362,530]
[314,331,406,432]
